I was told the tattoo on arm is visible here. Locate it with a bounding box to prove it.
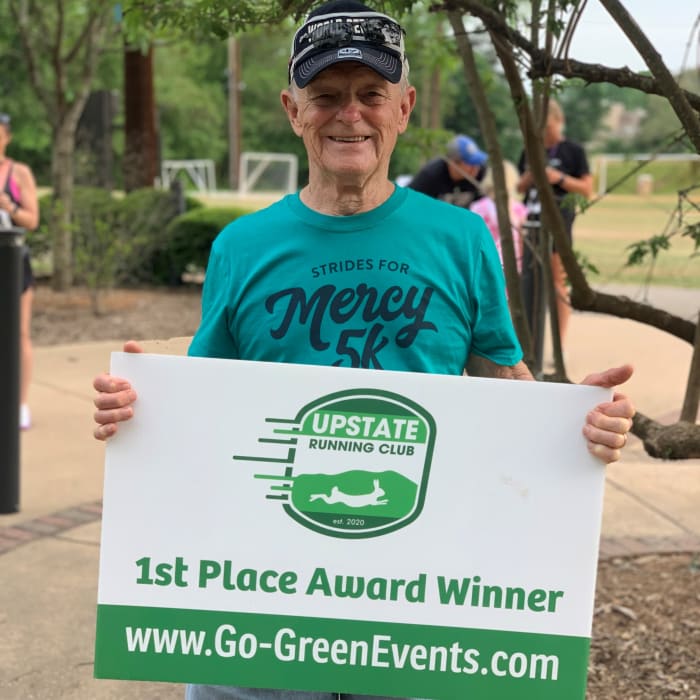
[466,356,534,381]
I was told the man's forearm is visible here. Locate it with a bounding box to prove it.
[466,357,534,381]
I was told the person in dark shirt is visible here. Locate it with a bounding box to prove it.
[517,99,592,348]
[408,134,487,208]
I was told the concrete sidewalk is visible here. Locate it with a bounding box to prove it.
[1,304,699,699]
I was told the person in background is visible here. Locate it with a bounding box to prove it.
[408,133,487,208]
[92,2,635,699]
[0,112,40,430]
[469,159,527,272]
[517,98,593,347]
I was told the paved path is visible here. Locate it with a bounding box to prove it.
[1,290,698,699]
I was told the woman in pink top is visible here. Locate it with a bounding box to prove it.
[0,112,40,430]
[470,159,527,272]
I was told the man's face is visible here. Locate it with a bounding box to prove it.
[447,160,479,182]
[544,113,564,143]
[281,62,415,185]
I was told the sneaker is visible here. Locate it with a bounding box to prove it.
[19,404,31,430]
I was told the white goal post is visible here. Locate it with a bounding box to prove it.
[161,159,217,192]
[593,153,700,195]
[239,152,298,195]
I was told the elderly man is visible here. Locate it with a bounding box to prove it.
[93,2,635,699]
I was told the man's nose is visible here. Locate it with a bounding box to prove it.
[336,97,362,123]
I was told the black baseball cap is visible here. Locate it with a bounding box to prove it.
[288,0,407,88]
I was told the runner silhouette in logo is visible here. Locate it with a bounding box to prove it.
[309,479,388,507]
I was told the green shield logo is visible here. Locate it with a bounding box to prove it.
[238,389,436,539]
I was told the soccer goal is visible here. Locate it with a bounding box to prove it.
[161,159,217,193]
[239,152,298,195]
[593,153,700,195]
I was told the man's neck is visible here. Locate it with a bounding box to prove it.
[301,177,395,216]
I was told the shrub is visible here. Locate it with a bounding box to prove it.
[157,206,253,283]
[27,193,55,267]
[31,186,205,287]
[115,187,203,285]
[31,188,116,266]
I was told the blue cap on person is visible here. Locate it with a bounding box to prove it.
[447,134,488,167]
[288,0,408,88]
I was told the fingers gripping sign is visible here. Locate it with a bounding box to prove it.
[92,341,143,441]
[580,364,636,464]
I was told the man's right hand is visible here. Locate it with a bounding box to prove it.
[93,340,143,441]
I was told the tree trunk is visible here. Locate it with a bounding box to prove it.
[681,310,700,422]
[448,11,533,363]
[420,72,430,128]
[227,37,242,191]
[429,65,441,129]
[50,120,77,291]
[124,45,159,192]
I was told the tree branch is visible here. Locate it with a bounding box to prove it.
[440,0,700,112]
[633,412,700,459]
[571,290,696,344]
[529,56,700,111]
[63,10,98,65]
[8,0,56,124]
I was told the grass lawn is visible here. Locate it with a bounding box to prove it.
[572,194,699,288]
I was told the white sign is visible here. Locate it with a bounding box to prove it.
[95,353,609,699]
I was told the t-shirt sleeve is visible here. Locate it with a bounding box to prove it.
[187,237,239,359]
[569,142,590,178]
[578,145,590,176]
[468,223,523,366]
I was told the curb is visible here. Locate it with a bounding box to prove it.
[1,501,699,560]
[0,501,103,554]
[598,534,700,560]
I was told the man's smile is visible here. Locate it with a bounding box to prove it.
[329,136,370,142]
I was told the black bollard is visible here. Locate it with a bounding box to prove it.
[0,225,25,514]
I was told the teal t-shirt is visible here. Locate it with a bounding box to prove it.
[188,186,522,374]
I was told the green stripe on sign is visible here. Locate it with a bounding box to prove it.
[95,605,590,699]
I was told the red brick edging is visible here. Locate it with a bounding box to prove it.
[0,500,103,554]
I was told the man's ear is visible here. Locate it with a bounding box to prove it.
[280,89,304,137]
[397,85,416,135]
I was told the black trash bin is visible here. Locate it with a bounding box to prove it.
[0,225,25,514]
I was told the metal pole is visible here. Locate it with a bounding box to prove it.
[0,225,24,513]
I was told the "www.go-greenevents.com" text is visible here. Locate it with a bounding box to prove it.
[125,624,559,681]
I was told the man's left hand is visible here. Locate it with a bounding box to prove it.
[580,364,636,464]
